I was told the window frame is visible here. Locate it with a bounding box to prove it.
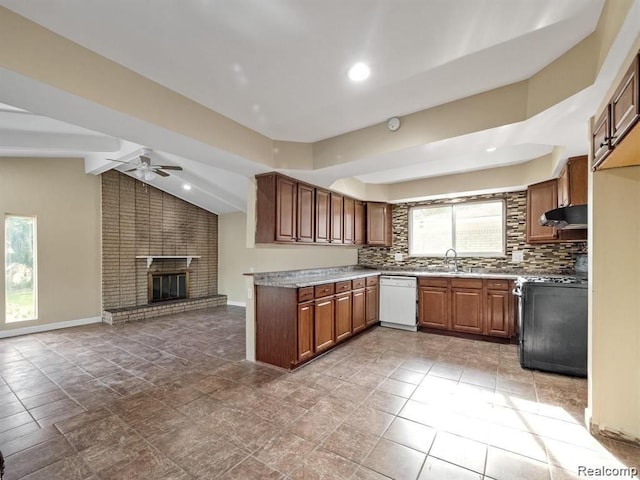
[4,214,38,323]
[408,199,507,257]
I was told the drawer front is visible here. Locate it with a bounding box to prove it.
[365,276,379,286]
[451,278,483,289]
[485,279,510,291]
[352,278,366,289]
[335,280,352,293]
[419,277,449,288]
[314,283,335,298]
[298,287,314,302]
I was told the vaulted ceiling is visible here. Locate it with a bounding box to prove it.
[1,1,639,213]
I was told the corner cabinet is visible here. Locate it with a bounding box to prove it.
[366,202,393,246]
[418,276,514,339]
[526,156,587,244]
[526,179,558,243]
[255,275,379,369]
[592,51,640,171]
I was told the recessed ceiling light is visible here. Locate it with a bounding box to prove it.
[348,62,370,82]
[486,147,497,152]
[183,184,192,191]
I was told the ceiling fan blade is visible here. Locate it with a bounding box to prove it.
[154,165,183,171]
[124,168,138,172]
[154,169,170,177]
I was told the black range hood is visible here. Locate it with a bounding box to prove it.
[539,204,588,229]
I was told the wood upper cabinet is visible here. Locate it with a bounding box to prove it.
[526,179,558,243]
[330,193,344,244]
[343,197,355,244]
[592,107,611,169]
[611,55,639,148]
[354,200,365,245]
[255,173,313,244]
[593,51,640,171]
[450,279,483,335]
[255,173,298,243]
[297,301,314,362]
[366,202,392,246]
[352,288,366,334]
[275,176,297,242]
[297,183,315,243]
[315,189,331,244]
[314,295,335,353]
[256,172,386,247]
[335,291,352,342]
[558,156,587,207]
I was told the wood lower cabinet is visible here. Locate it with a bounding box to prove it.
[255,276,379,370]
[365,276,379,326]
[418,287,449,330]
[335,292,352,342]
[314,296,335,352]
[352,288,366,334]
[418,276,515,339]
[451,282,483,335]
[485,289,511,337]
[297,301,314,362]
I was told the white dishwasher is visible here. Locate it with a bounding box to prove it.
[379,276,417,331]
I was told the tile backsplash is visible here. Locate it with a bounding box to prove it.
[358,190,586,273]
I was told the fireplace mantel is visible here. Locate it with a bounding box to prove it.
[136,255,201,269]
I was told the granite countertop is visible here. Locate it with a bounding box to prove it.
[251,265,579,288]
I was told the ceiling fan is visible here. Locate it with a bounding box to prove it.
[109,150,183,181]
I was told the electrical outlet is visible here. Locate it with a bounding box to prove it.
[394,253,403,261]
[512,250,524,262]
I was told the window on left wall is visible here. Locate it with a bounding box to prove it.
[5,215,37,322]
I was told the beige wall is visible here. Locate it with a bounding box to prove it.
[218,211,358,305]
[0,157,101,332]
[589,166,640,441]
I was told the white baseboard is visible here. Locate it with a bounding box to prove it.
[0,316,102,339]
[227,301,246,307]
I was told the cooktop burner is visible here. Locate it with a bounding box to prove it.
[517,275,588,285]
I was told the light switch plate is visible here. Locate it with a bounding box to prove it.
[394,253,403,261]
[512,250,524,262]
[247,288,253,299]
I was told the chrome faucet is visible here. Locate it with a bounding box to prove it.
[444,248,458,272]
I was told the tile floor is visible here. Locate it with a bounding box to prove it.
[0,305,638,480]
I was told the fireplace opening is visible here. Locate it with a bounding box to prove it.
[149,271,188,302]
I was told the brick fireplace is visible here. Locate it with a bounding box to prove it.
[101,171,226,324]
